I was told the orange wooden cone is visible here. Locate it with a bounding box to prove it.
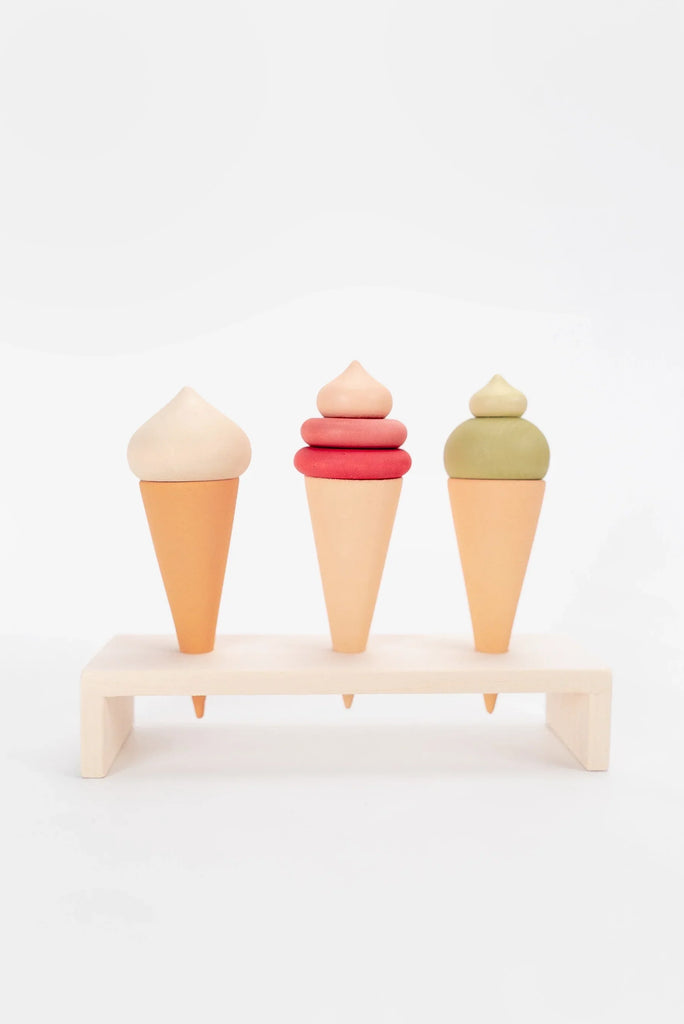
[342,694,354,709]
[192,696,206,718]
[140,479,239,715]
[448,479,544,659]
[305,477,402,653]
[483,693,498,714]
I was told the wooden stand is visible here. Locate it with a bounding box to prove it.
[81,635,612,777]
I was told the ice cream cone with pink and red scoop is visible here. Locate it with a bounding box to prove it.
[295,362,411,708]
[128,387,251,718]
[444,376,550,713]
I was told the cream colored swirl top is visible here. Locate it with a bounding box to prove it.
[127,387,251,481]
[316,361,393,418]
[469,375,527,417]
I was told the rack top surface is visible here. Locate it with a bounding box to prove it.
[82,635,611,696]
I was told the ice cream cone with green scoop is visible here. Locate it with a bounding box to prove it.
[444,376,549,712]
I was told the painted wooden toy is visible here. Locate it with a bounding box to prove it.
[80,371,612,778]
[294,362,411,707]
[81,635,611,777]
[444,375,549,712]
[127,387,251,717]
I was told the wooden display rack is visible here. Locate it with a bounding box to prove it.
[81,634,611,777]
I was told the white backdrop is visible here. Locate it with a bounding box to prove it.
[1,3,683,1022]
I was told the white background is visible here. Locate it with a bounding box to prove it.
[1,2,683,1021]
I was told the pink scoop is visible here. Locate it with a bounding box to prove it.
[300,417,407,449]
[294,447,411,480]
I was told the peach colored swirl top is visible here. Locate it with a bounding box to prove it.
[127,387,252,481]
[443,375,549,480]
[295,361,411,480]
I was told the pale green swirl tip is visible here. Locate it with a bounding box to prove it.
[469,375,527,417]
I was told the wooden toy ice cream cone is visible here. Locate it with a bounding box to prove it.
[448,479,544,657]
[305,476,402,653]
[295,362,411,705]
[139,479,239,656]
[444,376,550,713]
[128,388,251,717]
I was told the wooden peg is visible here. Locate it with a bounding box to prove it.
[484,693,497,714]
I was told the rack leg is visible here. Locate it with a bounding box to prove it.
[81,691,134,778]
[546,691,611,771]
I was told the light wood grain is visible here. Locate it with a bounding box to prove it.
[81,634,611,776]
[546,691,612,771]
[81,692,134,779]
